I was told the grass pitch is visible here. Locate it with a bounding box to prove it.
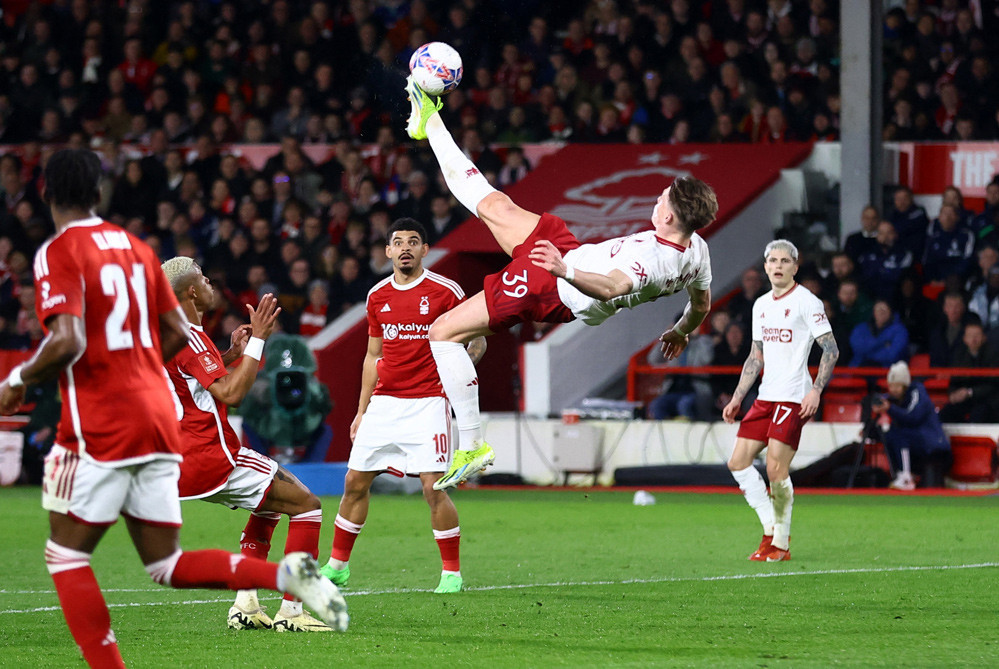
[1,485,998,668]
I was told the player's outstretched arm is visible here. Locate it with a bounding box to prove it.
[528,240,633,301]
[350,336,382,441]
[660,286,711,360]
[722,340,765,423]
[0,314,85,414]
[207,294,281,407]
[465,336,487,365]
[800,332,839,418]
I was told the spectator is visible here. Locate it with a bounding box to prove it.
[857,221,914,301]
[822,252,861,301]
[888,185,930,258]
[726,266,766,327]
[329,255,371,315]
[922,203,975,282]
[929,291,979,367]
[872,361,951,490]
[646,320,714,421]
[968,264,999,335]
[894,270,938,355]
[849,299,909,367]
[711,320,753,417]
[940,186,976,229]
[965,245,999,295]
[843,205,881,265]
[939,322,999,423]
[969,182,999,249]
[427,194,463,246]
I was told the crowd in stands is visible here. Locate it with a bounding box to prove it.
[0,0,998,369]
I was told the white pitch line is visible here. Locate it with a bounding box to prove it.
[3,562,998,614]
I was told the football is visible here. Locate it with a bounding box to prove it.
[408,42,463,96]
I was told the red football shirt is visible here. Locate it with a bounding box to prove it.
[33,217,182,465]
[366,270,464,398]
[165,325,244,498]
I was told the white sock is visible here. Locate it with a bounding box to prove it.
[425,114,497,216]
[731,465,774,534]
[441,569,461,577]
[900,448,911,478]
[770,477,794,550]
[430,340,482,450]
[234,589,260,610]
[326,558,348,570]
[279,599,303,617]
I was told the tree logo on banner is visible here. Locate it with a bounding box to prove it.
[550,166,692,241]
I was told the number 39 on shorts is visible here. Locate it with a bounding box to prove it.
[501,270,529,298]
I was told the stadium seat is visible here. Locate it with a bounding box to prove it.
[947,435,997,484]
[822,401,863,422]
[921,283,946,301]
[909,353,930,371]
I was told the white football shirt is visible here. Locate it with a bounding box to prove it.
[557,230,712,326]
[751,283,832,403]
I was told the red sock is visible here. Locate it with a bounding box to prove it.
[283,510,323,601]
[169,550,278,591]
[285,510,322,559]
[240,512,281,560]
[330,513,364,562]
[50,569,125,668]
[434,527,461,572]
[46,540,126,669]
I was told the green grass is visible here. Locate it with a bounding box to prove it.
[2,486,998,668]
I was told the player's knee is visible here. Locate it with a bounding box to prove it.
[342,476,371,501]
[476,191,514,223]
[429,317,464,343]
[301,492,321,512]
[422,483,446,506]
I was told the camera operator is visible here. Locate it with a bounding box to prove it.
[872,362,951,490]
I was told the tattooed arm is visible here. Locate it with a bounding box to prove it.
[800,332,839,418]
[721,340,764,424]
[465,336,487,366]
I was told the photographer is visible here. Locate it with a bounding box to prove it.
[872,362,951,490]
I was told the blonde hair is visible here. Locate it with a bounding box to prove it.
[764,239,799,263]
[161,256,198,293]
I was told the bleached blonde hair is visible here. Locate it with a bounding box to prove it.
[161,256,198,293]
[764,239,799,263]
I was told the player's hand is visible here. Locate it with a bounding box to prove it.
[659,328,688,360]
[799,388,821,418]
[248,294,281,340]
[0,381,26,416]
[228,324,252,356]
[722,397,741,424]
[528,240,567,277]
[349,412,364,441]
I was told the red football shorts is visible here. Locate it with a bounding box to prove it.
[736,399,808,450]
[483,213,580,332]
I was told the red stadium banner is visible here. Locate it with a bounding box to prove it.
[898,142,999,197]
[441,143,813,252]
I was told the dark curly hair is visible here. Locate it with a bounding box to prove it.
[387,217,429,245]
[43,149,103,211]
